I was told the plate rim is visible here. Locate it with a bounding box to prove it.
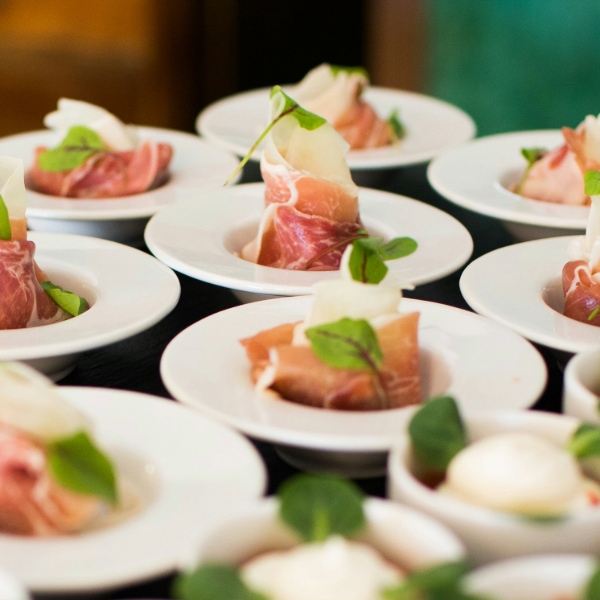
[0,231,181,360]
[196,85,476,169]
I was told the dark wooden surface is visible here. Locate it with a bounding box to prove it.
[54,161,564,599]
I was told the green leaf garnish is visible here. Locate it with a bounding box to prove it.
[515,513,566,525]
[408,396,467,473]
[388,109,406,143]
[224,86,326,185]
[172,564,268,600]
[348,236,418,284]
[584,562,600,600]
[329,64,369,81]
[278,473,366,542]
[514,147,546,194]
[0,193,11,240]
[383,560,488,600]
[588,306,600,322]
[585,170,600,196]
[567,423,600,459]
[40,280,88,316]
[305,317,382,371]
[37,125,105,172]
[47,430,118,505]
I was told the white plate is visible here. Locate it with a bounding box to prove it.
[0,387,266,594]
[160,295,546,478]
[459,235,600,354]
[427,130,589,241]
[144,182,473,302]
[0,127,240,244]
[0,232,180,380]
[196,86,476,170]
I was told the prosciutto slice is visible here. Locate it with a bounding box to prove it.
[562,260,600,325]
[293,64,393,150]
[28,141,173,199]
[0,424,102,536]
[518,116,600,206]
[241,88,363,271]
[240,312,421,410]
[0,239,68,329]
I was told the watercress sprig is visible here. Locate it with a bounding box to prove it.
[408,395,467,473]
[0,193,11,240]
[348,236,418,284]
[224,86,327,185]
[387,109,406,144]
[514,147,546,194]
[48,430,118,505]
[278,473,366,542]
[38,125,106,172]
[40,281,88,317]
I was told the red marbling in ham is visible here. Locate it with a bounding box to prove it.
[0,239,68,329]
[27,140,173,199]
[562,259,600,326]
[0,424,101,535]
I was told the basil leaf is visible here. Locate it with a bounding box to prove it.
[388,108,406,141]
[38,125,105,172]
[379,237,418,260]
[172,564,268,600]
[567,423,600,459]
[408,396,467,472]
[383,560,487,600]
[278,473,366,542]
[584,562,600,600]
[47,430,118,505]
[348,237,389,283]
[0,193,11,240]
[305,317,382,371]
[585,170,600,196]
[40,280,88,316]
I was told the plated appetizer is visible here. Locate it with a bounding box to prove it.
[174,473,466,600]
[515,113,600,206]
[240,238,420,411]
[0,156,87,329]
[0,362,118,536]
[26,98,173,198]
[562,170,600,326]
[293,63,402,150]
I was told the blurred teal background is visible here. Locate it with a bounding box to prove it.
[426,0,600,136]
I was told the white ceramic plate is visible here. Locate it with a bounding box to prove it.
[459,235,600,354]
[144,182,473,302]
[0,232,180,380]
[427,130,589,241]
[196,86,476,170]
[0,127,240,244]
[0,387,266,594]
[160,295,547,477]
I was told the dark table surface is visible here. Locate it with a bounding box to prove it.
[54,161,564,599]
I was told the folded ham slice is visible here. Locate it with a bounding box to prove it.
[293,64,393,150]
[241,88,364,271]
[562,260,600,325]
[241,312,421,411]
[0,424,102,536]
[28,141,173,199]
[518,117,600,206]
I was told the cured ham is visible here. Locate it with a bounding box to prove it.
[27,98,173,199]
[293,63,394,150]
[241,87,365,271]
[517,115,600,206]
[563,187,600,325]
[240,269,422,411]
[0,362,115,536]
[28,141,172,198]
[0,156,79,329]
